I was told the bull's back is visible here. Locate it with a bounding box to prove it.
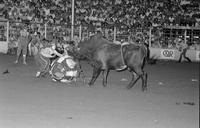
[95,44,124,70]
[123,44,147,67]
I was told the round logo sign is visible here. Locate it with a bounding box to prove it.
[196,51,200,61]
[162,50,174,58]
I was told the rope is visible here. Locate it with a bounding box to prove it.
[120,43,129,67]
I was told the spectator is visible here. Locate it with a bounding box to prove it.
[0,0,199,50]
[176,39,191,63]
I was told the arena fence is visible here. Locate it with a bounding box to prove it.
[0,20,200,62]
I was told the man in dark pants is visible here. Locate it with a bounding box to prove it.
[177,40,191,63]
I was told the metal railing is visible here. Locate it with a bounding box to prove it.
[1,20,200,50]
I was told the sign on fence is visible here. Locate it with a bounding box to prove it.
[160,49,175,60]
[196,51,200,61]
[0,41,8,53]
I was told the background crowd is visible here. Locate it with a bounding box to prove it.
[0,0,200,50]
[1,0,200,28]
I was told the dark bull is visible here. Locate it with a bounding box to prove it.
[73,34,149,91]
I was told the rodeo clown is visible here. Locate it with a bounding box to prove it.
[34,36,78,83]
[49,43,78,83]
[14,26,30,65]
[34,38,63,78]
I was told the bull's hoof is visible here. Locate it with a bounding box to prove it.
[87,83,92,87]
[126,86,132,90]
[88,83,94,87]
[102,84,107,87]
[142,87,147,92]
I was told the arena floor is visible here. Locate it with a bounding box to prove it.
[0,54,199,128]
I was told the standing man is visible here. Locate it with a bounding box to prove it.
[14,27,30,65]
[176,38,191,63]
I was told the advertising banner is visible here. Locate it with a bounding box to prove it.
[0,41,8,54]
[160,49,175,60]
[196,51,200,61]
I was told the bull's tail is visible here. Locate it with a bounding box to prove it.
[28,43,32,56]
[142,43,157,65]
[139,44,149,68]
[143,43,150,62]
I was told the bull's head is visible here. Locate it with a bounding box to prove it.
[76,39,94,60]
[70,36,99,61]
[63,42,83,60]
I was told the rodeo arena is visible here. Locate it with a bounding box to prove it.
[0,0,199,128]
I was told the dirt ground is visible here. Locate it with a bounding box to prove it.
[0,54,199,128]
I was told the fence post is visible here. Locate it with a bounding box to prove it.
[105,28,108,39]
[184,29,187,44]
[44,23,47,39]
[6,21,9,43]
[114,26,116,42]
[149,27,152,47]
[71,0,75,40]
[87,29,89,39]
[191,29,193,43]
[79,25,82,40]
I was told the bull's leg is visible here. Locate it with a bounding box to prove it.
[88,67,102,87]
[143,72,148,91]
[127,72,140,89]
[141,71,148,91]
[79,69,86,85]
[128,66,147,91]
[102,70,110,87]
[78,63,86,84]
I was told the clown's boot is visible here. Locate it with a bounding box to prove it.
[14,55,19,64]
[23,55,27,65]
[36,71,41,78]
